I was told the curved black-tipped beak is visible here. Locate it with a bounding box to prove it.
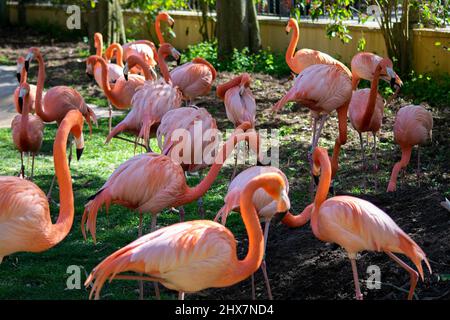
[176,56,181,66]
[124,73,128,81]
[24,60,29,73]
[171,22,175,30]
[16,73,21,83]
[313,174,320,186]
[273,211,288,224]
[76,147,84,161]
[18,96,23,112]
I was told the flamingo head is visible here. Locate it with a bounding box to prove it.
[239,73,252,95]
[16,56,25,82]
[85,56,98,80]
[17,82,30,112]
[159,12,175,29]
[378,58,403,90]
[94,32,103,50]
[260,173,290,213]
[25,47,40,72]
[286,18,297,35]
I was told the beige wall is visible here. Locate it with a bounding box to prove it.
[6,4,450,74]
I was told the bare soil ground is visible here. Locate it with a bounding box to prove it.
[1,27,449,300]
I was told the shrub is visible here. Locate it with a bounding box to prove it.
[401,71,450,108]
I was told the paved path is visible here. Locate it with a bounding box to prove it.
[0,65,124,129]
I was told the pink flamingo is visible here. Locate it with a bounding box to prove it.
[14,56,37,114]
[214,165,289,300]
[157,106,219,218]
[0,110,85,263]
[348,57,401,170]
[154,11,175,45]
[84,172,290,300]
[11,82,44,179]
[170,57,217,103]
[85,55,151,132]
[105,45,182,149]
[93,34,124,87]
[273,64,352,178]
[300,147,431,300]
[285,18,351,75]
[387,105,433,192]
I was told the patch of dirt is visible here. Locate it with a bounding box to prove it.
[1,26,449,300]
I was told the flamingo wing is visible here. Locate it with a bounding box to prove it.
[224,86,256,127]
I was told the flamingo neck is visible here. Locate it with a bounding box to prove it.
[286,22,299,71]
[96,57,114,100]
[130,56,153,80]
[351,72,360,90]
[216,76,242,99]
[155,16,165,44]
[106,43,124,67]
[387,146,412,192]
[47,112,78,246]
[182,132,258,204]
[360,65,382,130]
[20,68,27,83]
[282,203,314,228]
[34,52,51,122]
[192,58,217,80]
[19,92,30,149]
[95,37,103,57]
[158,52,172,83]
[310,150,332,240]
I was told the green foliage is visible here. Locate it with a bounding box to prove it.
[357,36,366,52]
[181,41,291,77]
[402,71,450,107]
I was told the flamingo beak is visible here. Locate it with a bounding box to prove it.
[273,211,288,224]
[74,133,85,161]
[76,148,84,161]
[276,189,291,213]
[16,73,21,82]
[18,97,23,112]
[24,60,29,72]
[24,52,33,72]
[123,64,129,81]
[176,56,181,66]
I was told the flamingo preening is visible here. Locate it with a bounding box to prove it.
[0,110,85,263]
[85,172,290,300]
[14,56,37,114]
[93,34,124,87]
[387,105,433,192]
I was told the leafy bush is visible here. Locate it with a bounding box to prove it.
[402,71,450,107]
[181,41,291,78]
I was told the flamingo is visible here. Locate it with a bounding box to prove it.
[84,172,290,300]
[298,147,432,300]
[214,166,289,300]
[0,110,85,263]
[105,45,182,149]
[156,106,219,218]
[93,33,123,87]
[348,57,401,171]
[170,57,217,103]
[285,18,351,76]
[14,56,37,114]
[104,42,124,70]
[273,64,352,178]
[11,82,44,180]
[387,105,433,192]
[120,12,174,71]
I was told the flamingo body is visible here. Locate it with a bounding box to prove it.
[349,89,384,133]
[11,114,44,154]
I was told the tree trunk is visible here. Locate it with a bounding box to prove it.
[216,0,261,60]
[87,7,98,54]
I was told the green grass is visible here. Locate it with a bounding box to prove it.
[0,116,246,300]
[0,54,14,65]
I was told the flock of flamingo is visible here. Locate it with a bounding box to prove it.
[0,13,435,300]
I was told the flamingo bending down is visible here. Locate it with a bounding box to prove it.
[349,57,400,171]
[0,110,85,263]
[285,18,351,75]
[170,57,217,103]
[273,64,352,178]
[157,106,219,218]
[105,46,182,149]
[11,83,44,180]
[14,56,37,114]
[81,130,260,243]
[85,172,290,300]
[93,34,123,87]
[214,166,289,300]
[387,105,433,192]
[302,147,431,300]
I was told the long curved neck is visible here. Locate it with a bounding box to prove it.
[286,22,299,70]
[217,76,242,99]
[19,92,30,148]
[282,203,314,228]
[95,57,114,100]
[361,65,382,130]
[310,150,332,239]
[20,67,27,83]
[47,113,78,246]
[182,132,258,204]
[155,16,165,44]
[95,36,103,57]
[130,56,153,80]
[34,53,52,122]
[158,52,172,83]
[351,71,360,90]
[193,57,217,80]
[106,43,124,67]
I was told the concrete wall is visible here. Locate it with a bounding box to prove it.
[6,4,450,74]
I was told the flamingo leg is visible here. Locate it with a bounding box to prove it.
[30,153,35,181]
[261,219,273,300]
[178,292,185,300]
[358,132,367,170]
[179,206,185,222]
[108,103,112,134]
[197,197,205,219]
[138,210,144,301]
[68,136,74,167]
[251,274,256,300]
[373,132,378,171]
[309,114,328,199]
[19,152,24,178]
[350,257,363,300]
[386,251,419,300]
[47,174,56,201]
[416,146,421,186]
[149,214,161,300]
